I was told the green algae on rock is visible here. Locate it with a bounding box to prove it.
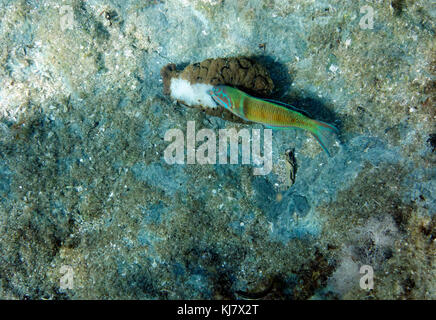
[0,0,435,301]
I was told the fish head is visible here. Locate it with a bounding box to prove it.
[207,85,234,111]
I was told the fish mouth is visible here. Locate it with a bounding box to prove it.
[207,91,220,107]
[207,89,218,100]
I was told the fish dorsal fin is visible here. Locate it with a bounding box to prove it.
[261,98,312,117]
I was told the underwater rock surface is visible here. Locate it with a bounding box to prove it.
[0,0,434,299]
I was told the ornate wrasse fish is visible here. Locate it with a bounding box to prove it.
[207,85,338,156]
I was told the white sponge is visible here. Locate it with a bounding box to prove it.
[170,77,217,109]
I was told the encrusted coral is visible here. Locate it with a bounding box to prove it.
[160,56,274,123]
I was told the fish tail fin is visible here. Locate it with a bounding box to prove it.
[307,120,338,157]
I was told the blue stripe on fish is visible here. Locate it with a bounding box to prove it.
[209,86,232,110]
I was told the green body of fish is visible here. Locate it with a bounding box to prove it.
[207,85,338,155]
